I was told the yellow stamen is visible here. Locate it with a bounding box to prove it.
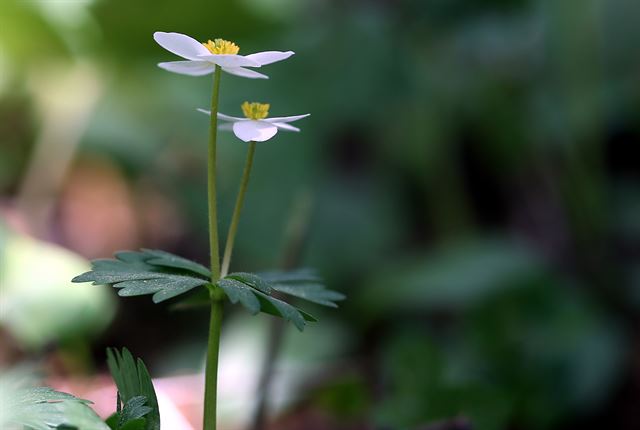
[241,102,270,120]
[202,39,240,55]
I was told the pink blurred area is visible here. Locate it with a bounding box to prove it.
[5,155,185,258]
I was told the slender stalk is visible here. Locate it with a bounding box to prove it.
[220,141,257,277]
[203,296,224,430]
[207,66,222,279]
[203,65,223,430]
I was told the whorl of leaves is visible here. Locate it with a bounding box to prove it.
[73,249,346,330]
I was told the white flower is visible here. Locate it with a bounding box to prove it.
[153,32,294,79]
[198,102,309,142]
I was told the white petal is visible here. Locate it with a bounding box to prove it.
[245,51,294,66]
[264,114,310,123]
[197,109,246,122]
[218,113,245,121]
[273,122,300,132]
[154,32,210,61]
[221,67,269,79]
[196,54,260,68]
[158,61,216,76]
[218,123,234,131]
[233,121,278,142]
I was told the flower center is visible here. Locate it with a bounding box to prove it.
[202,39,240,55]
[241,102,270,120]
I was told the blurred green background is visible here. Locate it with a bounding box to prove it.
[1,0,639,429]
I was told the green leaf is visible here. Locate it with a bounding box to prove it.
[170,268,345,315]
[217,278,260,314]
[0,381,109,430]
[115,276,209,303]
[72,249,211,303]
[253,290,317,331]
[106,413,119,429]
[226,272,273,294]
[141,249,211,278]
[217,272,320,331]
[106,348,160,430]
[118,396,151,428]
[259,269,346,307]
[119,418,147,430]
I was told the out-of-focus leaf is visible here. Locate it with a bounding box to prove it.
[363,238,543,313]
[106,413,119,430]
[0,225,115,349]
[118,419,147,430]
[72,249,210,303]
[106,348,160,430]
[260,268,322,284]
[0,377,109,430]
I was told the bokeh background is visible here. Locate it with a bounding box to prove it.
[1,0,639,429]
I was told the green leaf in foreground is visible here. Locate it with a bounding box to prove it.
[0,383,109,430]
[118,396,152,428]
[106,348,160,430]
[72,249,211,303]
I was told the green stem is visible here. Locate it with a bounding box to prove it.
[203,66,223,430]
[220,141,257,278]
[208,66,222,279]
[204,297,223,430]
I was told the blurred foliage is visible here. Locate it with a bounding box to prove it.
[374,265,625,429]
[0,224,115,350]
[0,368,109,430]
[1,0,639,428]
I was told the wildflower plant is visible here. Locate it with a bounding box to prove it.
[63,31,344,430]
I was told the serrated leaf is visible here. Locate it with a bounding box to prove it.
[141,249,211,278]
[226,272,274,294]
[260,269,345,308]
[217,278,260,314]
[106,348,160,430]
[253,290,317,331]
[72,249,211,303]
[114,276,209,303]
[118,396,151,428]
[216,275,317,331]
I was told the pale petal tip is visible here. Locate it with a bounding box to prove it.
[197,108,211,115]
[153,31,168,41]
